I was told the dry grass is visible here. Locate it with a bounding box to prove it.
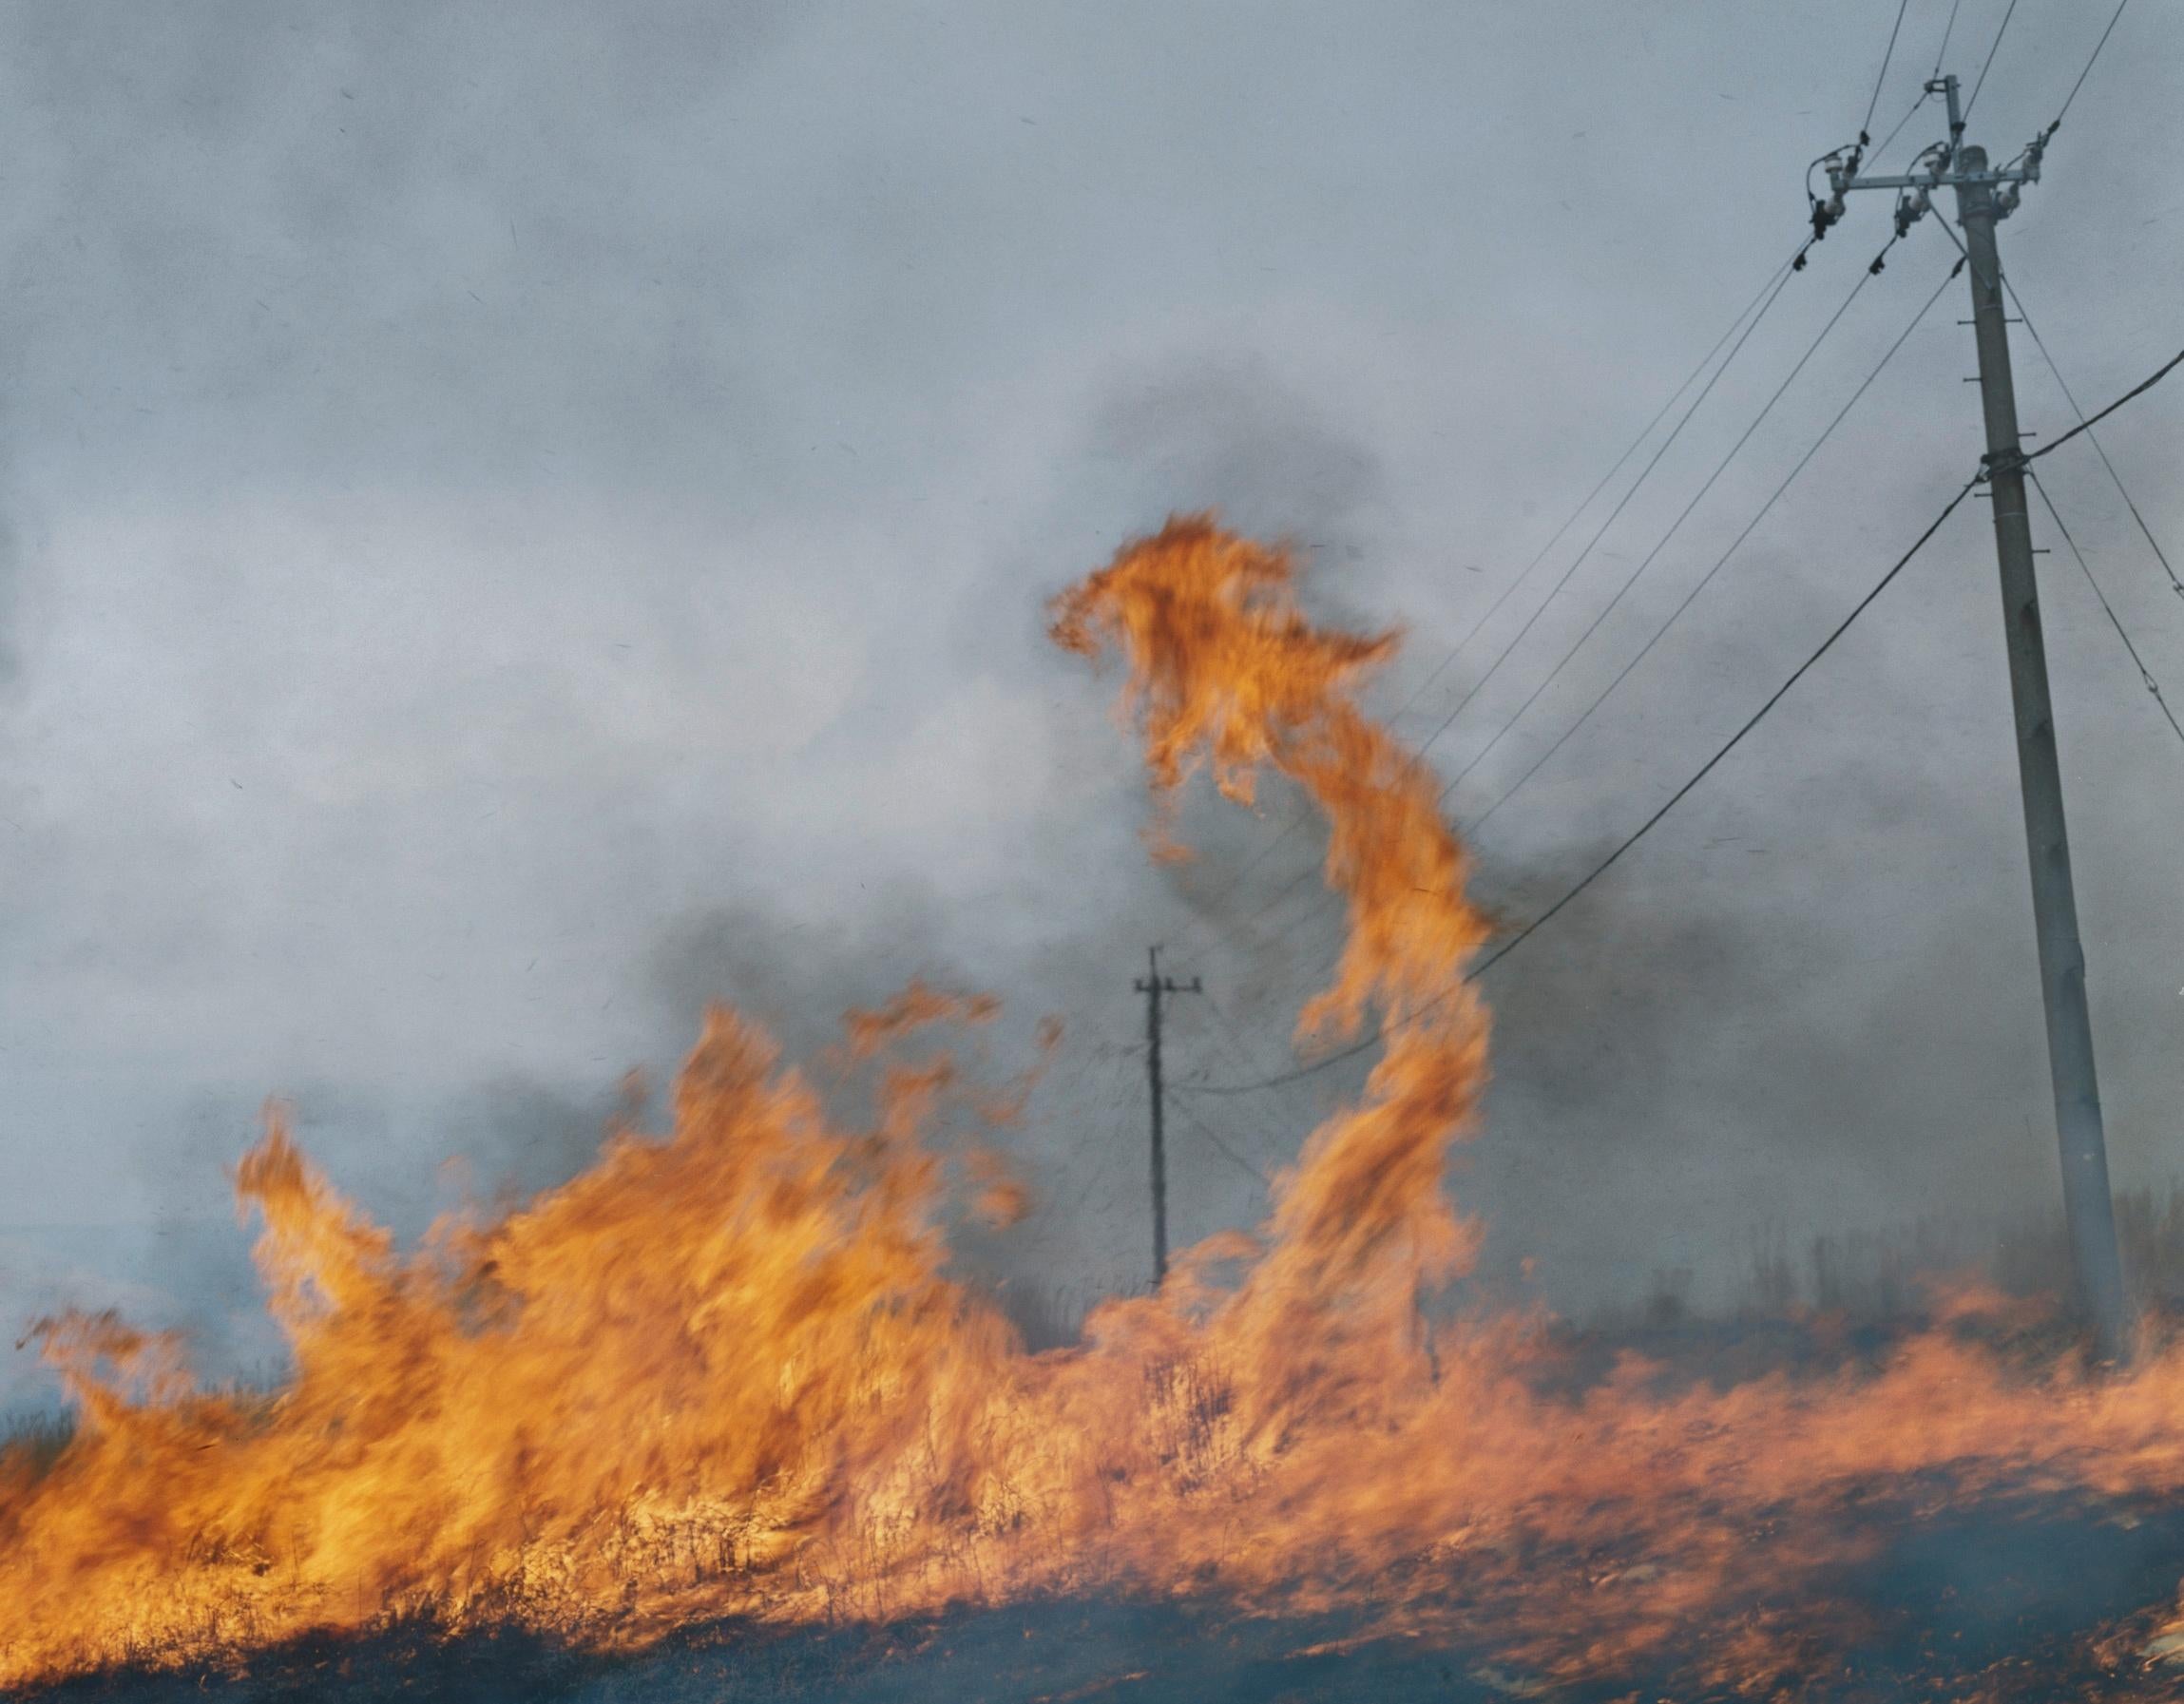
[982,1279,1146,1352]
[0,1407,75,1485]
[1713,1182,2184,1326]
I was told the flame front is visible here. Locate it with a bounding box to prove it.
[8,517,2184,1692]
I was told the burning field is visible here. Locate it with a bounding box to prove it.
[10,520,2184,1699]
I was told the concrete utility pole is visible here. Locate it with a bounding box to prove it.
[1818,75,2129,1356]
[1135,946,1201,1290]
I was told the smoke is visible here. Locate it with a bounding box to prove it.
[0,498,15,695]
[1084,355,1382,552]
[643,889,1182,1294]
[1427,537,2184,1312]
[647,887,970,1065]
[434,1073,635,1213]
[3,1,2177,1370]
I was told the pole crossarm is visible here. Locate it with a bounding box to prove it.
[1843,168,2037,190]
[1811,76,2055,251]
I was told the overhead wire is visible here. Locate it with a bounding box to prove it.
[1171,1096,1271,1186]
[1434,239,1901,812]
[1197,223,1922,948]
[2002,278,2181,601]
[2021,347,2184,469]
[1231,246,1837,927]
[1058,1042,1153,1223]
[1163,240,1814,961]
[1179,984,1292,1090]
[1175,8,2004,968]
[1419,12,1950,829]
[1405,251,1812,775]
[2028,469,2184,752]
[1912,183,1995,300]
[1180,471,1986,1098]
[1162,10,2156,1072]
[1933,0,1965,74]
[1180,335,2184,1098]
[1964,0,2132,198]
[1164,2,2171,1103]
[1862,0,1914,138]
[1963,0,2021,119]
[2053,0,2131,127]
[1465,258,1962,839]
[1869,87,1932,167]
[1476,0,2157,830]
[1456,475,1979,980]
[1384,250,1802,731]
[1839,4,1957,274]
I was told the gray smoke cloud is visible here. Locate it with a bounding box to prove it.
[3,1,2180,1406]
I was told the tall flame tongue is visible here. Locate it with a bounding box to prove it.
[8,517,2184,1692]
[1049,515,1493,1401]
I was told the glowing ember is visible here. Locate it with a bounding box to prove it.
[5,517,2183,1693]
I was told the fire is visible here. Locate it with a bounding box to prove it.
[6,516,2184,1692]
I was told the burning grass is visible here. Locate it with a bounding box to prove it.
[8,518,2184,1699]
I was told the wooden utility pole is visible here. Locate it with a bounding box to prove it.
[1135,946,1200,1289]
[1821,73,2129,1356]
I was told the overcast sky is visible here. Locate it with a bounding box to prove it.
[3,1,2179,1399]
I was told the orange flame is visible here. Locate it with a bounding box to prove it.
[6,516,2184,1692]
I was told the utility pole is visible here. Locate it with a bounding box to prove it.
[1817,76,2129,1356]
[1135,946,1200,1290]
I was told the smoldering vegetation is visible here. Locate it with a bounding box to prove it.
[10,1506,2184,1702]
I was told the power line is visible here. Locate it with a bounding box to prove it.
[1914,179,1995,296]
[1387,249,1800,732]
[1932,0,1965,75]
[1156,30,2169,1087]
[1465,259,1961,841]
[1168,243,1813,960]
[1467,344,2184,1065]
[1830,12,1976,215]
[1179,473,1984,1098]
[1171,1096,1270,1186]
[2027,469,2184,752]
[1181,983,1292,1089]
[2021,345,2184,469]
[1459,476,1977,979]
[1208,241,1938,950]
[2054,0,2131,128]
[2001,278,2181,602]
[1174,1022,1367,1100]
[1226,824,1336,938]
[1473,325,2184,1037]
[1962,1,2133,213]
[1406,248,1811,775]
[1963,0,2021,120]
[1963,0,2134,206]
[1170,242,1816,969]
[1862,0,1914,138]
[1435,241,1898,812]
[1868,88,1931,169]
[1051,1042,1155,1227]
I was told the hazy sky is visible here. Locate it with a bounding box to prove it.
[3,1,2179,1398]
